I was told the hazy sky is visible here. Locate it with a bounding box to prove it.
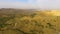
[0,0,60,9]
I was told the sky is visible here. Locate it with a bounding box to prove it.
[0,0,60,9]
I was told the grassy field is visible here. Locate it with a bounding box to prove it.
[0,8,60,34]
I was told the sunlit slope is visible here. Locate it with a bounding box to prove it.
[42,10,60,16]
[51,10,60,16]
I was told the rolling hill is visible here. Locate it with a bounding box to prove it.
[0,8,60,34]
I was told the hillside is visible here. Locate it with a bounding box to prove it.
[0,9,60,34]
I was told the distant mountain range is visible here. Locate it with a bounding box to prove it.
[0,8,37,15]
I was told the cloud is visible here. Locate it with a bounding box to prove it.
[36,0,60,9]
[0,2,16,8]
[16,2,39,9]
[0,0,60,9]
[0,0,39,9]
